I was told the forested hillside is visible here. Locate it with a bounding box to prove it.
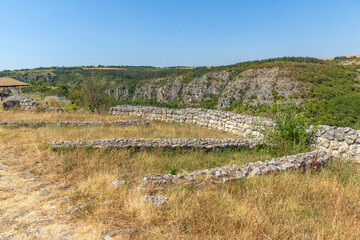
[1,57,360,128]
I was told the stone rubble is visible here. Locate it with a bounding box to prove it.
[140,195,168,206]
[140,150,331,190]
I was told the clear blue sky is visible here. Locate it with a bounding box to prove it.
[0,0,359,70]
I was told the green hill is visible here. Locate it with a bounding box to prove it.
[1,57,360,128]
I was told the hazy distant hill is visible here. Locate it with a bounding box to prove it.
[321,54,360,60]
[1,56,360,128]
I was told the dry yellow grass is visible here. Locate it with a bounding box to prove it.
[0,110,137,122]
[1,110,360,239]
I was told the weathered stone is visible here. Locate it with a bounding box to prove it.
[112,178,125,187]
[74,203,86,212]
[141,195,168,206]
[338,141,349,153]
[329,140,339,150]
[316,137,330,148]
[345,134,358,145]
[348,145,360,156]
[334,128,345,141]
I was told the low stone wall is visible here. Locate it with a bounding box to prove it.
[0,122,46,128]
[2,96,37,111]
[140,150,331,190]
[110,105,360,163]
[315,125,360,162]
[52,138,263,152]
[2,96,72,112]
[110,105,273,138]
[0,120,148,128]
[56,120,148,127]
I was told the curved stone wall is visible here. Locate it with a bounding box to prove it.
[110,105,273,138]
[315,125,360,162]
[110,105,360,163]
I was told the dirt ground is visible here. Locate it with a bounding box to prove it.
[0,152,106,240]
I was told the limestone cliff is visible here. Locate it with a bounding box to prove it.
[108,66,309,109]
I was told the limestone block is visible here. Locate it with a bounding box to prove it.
[345,134,358,145]
[329,140,339,150]
[348,144,360,156]
[338,141,349,153]
[316,137,330,148]
[334,128,345,141]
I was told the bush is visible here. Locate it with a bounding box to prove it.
[262,101,315,155]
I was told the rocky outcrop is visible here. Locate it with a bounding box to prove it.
[106,67,309,109]
[217,67,308,108]
[181,72,229,105]
[107,87,129,100]
[15,73,55,82]
[157,78,182,102]
[132,86,157,101]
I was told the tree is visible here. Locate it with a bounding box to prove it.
[81,77,114,112]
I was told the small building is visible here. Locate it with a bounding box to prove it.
[0,77,29,100]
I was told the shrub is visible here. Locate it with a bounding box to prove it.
[262,101,315,155]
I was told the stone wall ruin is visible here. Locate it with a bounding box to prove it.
[110,105,360,163]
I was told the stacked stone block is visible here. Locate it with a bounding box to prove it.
[52,138,262,152]
[110,105,273,138]
[110,105,360,163]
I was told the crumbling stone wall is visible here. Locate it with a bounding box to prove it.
[140,150,331,190]
[2,96,37,111]
[109,105,360,163]
[0,120,148,128]
[52,138,262,152]
[2,96,72,112]
[56,120,149,127]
